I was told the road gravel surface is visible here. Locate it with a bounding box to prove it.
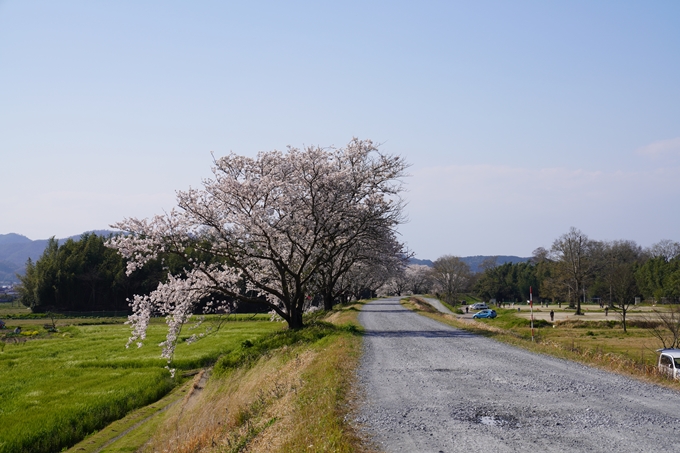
[357,297,680,452]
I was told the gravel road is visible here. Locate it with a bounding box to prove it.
[357,297,680,453]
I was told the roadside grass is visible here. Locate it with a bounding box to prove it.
[111,303,374,453]
[403,296,680,388]
[0,316,281,453]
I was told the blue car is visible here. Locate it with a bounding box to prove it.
[472,309,497,319]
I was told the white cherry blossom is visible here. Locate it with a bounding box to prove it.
[108,138,408,361]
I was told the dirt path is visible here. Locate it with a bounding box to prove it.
[357,297,680,453]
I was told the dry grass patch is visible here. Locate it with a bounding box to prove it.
[402,296,438,314]
[141,347,314,453]
[139,307,372,453]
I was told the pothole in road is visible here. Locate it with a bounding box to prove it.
[479,416,504,426]
[450,405,523,429]
[472,412,518,429]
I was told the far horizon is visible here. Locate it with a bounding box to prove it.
[0,230,535,260]
[2,229,677,262]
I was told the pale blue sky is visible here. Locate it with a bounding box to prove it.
[1,1,679,258]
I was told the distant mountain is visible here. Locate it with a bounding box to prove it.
[409,255,530,273]
[0,230,118,284]
[0,233,33,245]
[461,255,531,273]
[408,257,434,267]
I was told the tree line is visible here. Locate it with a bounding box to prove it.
[484,228,679,309]
[479,232,679,332]
[384,227,679,332]
[17,233,169,313]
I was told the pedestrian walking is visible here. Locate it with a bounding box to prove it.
[550,310,555,322]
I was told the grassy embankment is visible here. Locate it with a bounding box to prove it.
[437,293,482,313]
[0,303,280,453]
[403,296,680,387]
[66,303,372,453]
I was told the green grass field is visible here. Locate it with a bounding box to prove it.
[0,300,30,317]
[0,313,282,453]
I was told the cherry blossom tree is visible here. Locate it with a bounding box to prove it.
[341,250,405,300]
[108,138,407,360]
[315,222,407,308]
[381,263,434,297]
[405,264,434,295]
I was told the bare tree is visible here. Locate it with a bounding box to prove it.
[431,255,471,304]
[550,227,596,315]
[649,306,680,349]
[647,239,680,261]
[531,247,550,263]
[610,262,639,332]
[600,240,642,332]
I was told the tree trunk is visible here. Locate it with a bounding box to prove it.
[323,291,334,311]
[622,309,627,333]
[575,283,583,315]
[286,307,304,330]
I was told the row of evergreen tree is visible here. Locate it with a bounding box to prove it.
[17,233,166,313]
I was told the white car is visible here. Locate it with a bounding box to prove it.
[657,349,680,379]
[469,302,489,311]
